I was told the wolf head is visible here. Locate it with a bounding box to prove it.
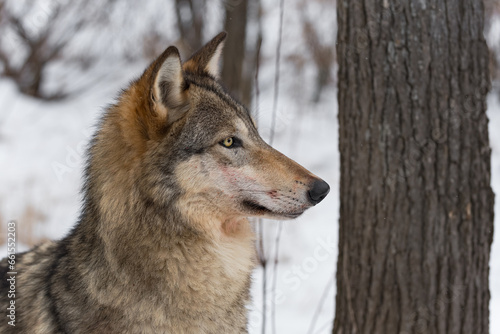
[90,32,329,234]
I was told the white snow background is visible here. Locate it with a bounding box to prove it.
[0,1,498,333]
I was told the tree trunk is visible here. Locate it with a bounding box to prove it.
[221,0,248,104]
[175,0,204,52]
[334,1,494,334]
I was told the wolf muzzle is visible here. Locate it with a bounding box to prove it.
[307,179,330,205]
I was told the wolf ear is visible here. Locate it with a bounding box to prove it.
[152,46,189,126]
[183,32,227,78]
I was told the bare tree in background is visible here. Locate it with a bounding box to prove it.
[299,4,335,103]
[485,1,500,93]
[221,0,247,103]
[0,0,116,100]
[334,1,494,333]
[485,0,500,27]
[175,0,205,53]
[221,0,263,108]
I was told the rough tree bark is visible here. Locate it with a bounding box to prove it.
[334,1,494,334]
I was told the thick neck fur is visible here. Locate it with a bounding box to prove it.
[70,80,256,332]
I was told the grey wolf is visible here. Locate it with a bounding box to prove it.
[0,32,329,333]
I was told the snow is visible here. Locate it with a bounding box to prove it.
[0,3,499,334]
[248,93,339,334]
[0,77,338,334]
[487,17,500,334]
[0,54,338,334]
[487,93,500,334]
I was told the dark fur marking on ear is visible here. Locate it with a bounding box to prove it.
[159,80,174,108]
[183,32,226,77]
[185,77,258,135]
[183,70,217,82]
[184,76,250,117]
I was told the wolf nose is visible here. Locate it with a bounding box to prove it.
[308,179,330,205]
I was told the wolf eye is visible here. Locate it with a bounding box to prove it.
[220,137,242,148]
[221,137,234,148]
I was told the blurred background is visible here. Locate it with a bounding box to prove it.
[0,0,499,333]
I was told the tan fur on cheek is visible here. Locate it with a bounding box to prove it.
[174,158,234,232]
[174,156,216,194]
[173,160,256,284]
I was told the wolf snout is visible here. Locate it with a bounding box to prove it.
[307,179,330,205]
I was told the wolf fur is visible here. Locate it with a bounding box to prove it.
[0,32,329,333]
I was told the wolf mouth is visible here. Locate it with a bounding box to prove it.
[242,200,273,214]
[242,200,304,218]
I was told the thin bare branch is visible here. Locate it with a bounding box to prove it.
[257,218,267,334]
[268,0,285,146]
[306,273,335,334]
[269,1,285,333]
[270,221,283,334]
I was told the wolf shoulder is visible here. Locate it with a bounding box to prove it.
[0,241,62,333]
